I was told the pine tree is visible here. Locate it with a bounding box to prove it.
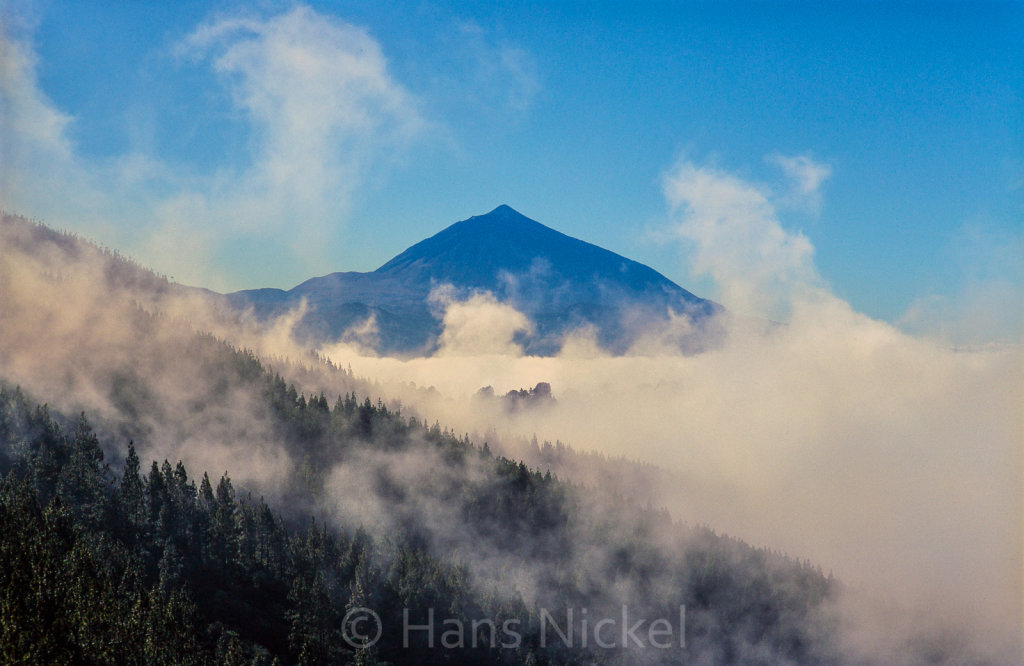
[210,473,239,571]
[120,441,145,531]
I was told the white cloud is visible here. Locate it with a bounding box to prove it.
[770,153,832,196]
[451,20,541,114]
[2,4,423,290]
[662,159,823,319]
[432,288,533,356]
[0,22,103,227]
[768,153,832,213]
[0,28,70,158]
[165,5,424,277]
[181,5,422,218]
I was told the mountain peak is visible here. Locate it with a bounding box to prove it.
[374,206,707,307]
[479,204,535,223]
[454,204,544,233]
[232,207,718,354]
[488,204,518,216]
[375,206,556,276]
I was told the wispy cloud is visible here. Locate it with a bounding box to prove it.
[156,4,424,286]
[1,3,548,290]
[0,27,70,156]
[2,4,423,290]
[498,44,541,112]
[450,19,541,114]
[769,153,832,197]
[899,222,1024,345]
[767,153,832,214]
[662,159,823,319]
[0,20,99,227]
[178,5,422,226]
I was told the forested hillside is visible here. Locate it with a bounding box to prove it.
[0,366,838,664]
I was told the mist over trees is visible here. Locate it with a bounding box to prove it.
[1,376,837,664]
[7,211,832,662]
[1,213,1017,664]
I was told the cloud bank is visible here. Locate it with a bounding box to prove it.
[2,143,1020,660]
[313,159,1022,662]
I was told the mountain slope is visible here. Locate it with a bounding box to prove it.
[0,375,839,665]
[229,206,719,354]
[376,204,698,302]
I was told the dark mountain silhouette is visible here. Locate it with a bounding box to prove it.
[228,205,720,354]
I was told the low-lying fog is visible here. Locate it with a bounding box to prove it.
[1,160,1019,661]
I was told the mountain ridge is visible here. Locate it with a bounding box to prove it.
[228,205,720,354]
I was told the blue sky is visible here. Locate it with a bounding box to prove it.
[2,0,1021,341]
